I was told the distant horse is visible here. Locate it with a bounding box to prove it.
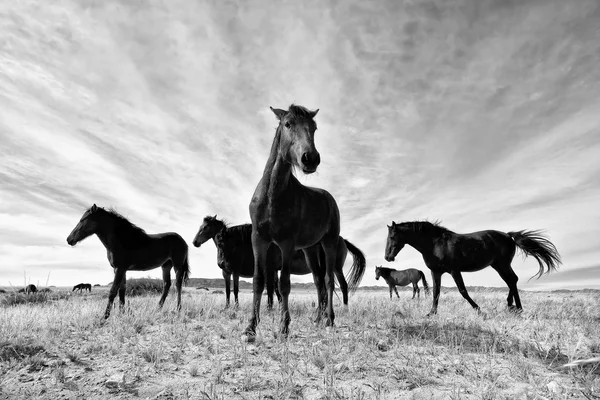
[66,204,190,319]
[72,283,92,293]
[193,216,365,308]
[18,284,37,294]
[384,221,561,315]
[375,266,429,299]
[245,105,342,338]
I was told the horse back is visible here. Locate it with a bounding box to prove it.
[433,230,515,271]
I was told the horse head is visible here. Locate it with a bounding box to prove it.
[271,104,320,174]
[384,221,406,262]
[67,204,101,246]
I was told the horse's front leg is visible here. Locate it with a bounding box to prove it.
[243,233,269,338]
[450,270,480,311]
[118,273,127,312]
[394,286,401,298]
[427,271,443,316]
[104,268,126,319]
[223,269,231,308]
[233,272,240,308]
[276,241,294,337]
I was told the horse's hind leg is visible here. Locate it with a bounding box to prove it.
[494,263,521,311]
[104,268,126,319]
[394,286,401,299]
[233,273,240,307]
[158,262,172,308]
[450,270,480,311]
[335,242,349,306]
[411,282,419,299]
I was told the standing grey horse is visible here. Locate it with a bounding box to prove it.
[375,266,429,299]
[66,204,190,319]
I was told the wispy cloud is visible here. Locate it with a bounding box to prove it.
[1,0,599,290]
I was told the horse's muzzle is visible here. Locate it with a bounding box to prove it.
[384,255,395,262]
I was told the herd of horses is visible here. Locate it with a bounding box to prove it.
[66,104,562,339]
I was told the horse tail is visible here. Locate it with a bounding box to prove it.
[343,239,367,293]
[418,270,430,294]
[508,230,561,280]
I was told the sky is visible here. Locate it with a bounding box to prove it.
[1,0,599,290]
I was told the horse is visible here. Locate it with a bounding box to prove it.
[18,284,37,294]
[72,283,92,293]
[375,266,429,299]
[384,221,561,315]
[245,104,343,338]
[66,204,190,319]
[193,215,366,308]
[193,216,280,308]
[212,222,366,306]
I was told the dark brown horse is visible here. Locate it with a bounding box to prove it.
[72,283,92,293]
[213,223,365,304]
[375,266,429,299]
[246,104,343,339]
[193,216,279,308]
[66,204,190,318]
[384,221,561,315]
[193,216,365,308]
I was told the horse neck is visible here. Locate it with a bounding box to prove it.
[260,127,293,199]
[403,230,435,255]
[94,216,120,250]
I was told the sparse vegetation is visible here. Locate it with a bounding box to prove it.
[0,288,598,398]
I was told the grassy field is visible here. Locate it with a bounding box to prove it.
[0,286,599,399]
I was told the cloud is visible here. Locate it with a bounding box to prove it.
[0,0,599,291]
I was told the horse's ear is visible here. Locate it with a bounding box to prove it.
[91,204,97,212]
[270,106,287,120]
[213,214,217,219]
[309,109,319,119]
[391,221,396,227]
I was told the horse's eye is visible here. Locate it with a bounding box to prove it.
[284,122,291,129]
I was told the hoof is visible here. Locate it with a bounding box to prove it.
[241,334,255,343]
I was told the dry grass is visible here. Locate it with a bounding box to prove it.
[0,287,598,399]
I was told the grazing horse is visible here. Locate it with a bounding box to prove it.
[18,284,37,294]
[72,283,92,293]
[245,104,343,339]
[384,221,561,315]
[193,215,366,307]
[375,266,429,299]
[66,204,190,318]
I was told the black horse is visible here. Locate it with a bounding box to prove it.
[213,225,366,306]
[193,216,366,308]
[18,284,37,294]
[385,221,561,315]
[73,283,92,293]
[67,204,190,318]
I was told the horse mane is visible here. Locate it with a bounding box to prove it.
[376,266,396,274]
[399,220,452,236]
[224,224,253,245]
[99,207,150,247]
[287,104,318,128]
